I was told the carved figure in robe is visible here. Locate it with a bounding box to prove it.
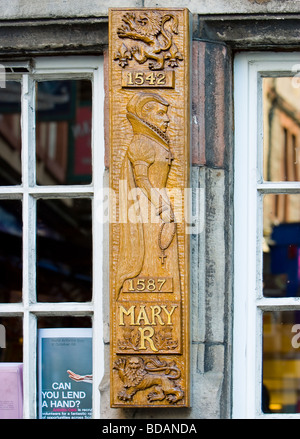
[115,91,180,299]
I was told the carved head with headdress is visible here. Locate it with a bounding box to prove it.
[126,92,170,143]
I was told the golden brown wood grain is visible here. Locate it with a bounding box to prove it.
[109,8,190,408]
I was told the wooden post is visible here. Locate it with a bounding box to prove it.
[109,8,191,408]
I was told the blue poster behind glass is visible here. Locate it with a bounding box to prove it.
[38,328,92,419]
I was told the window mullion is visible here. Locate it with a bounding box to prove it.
[28,186,94,198]
[22,196,37,419]
[21,74,36,189]
[0,187,23,198]
[23,311,37,419]
[255,191,264,416]
[91,60,105,419]
[22,194,37,307]
[258,182,300,193]
[29,303,93,314]
[258,297,300,310]
[0,304,24,315]
[233,54,251,418]
[21,73,37,419]
[21,73,37,307]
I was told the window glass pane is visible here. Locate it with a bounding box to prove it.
[263,310,300,414]
[263,77,300,182]
[37,317,92,419]
[38,316,91,330]
[0,317,23,419]
[0,200,22,303]
[263,194,300,297]
[36,80,92,185]
[0,316,23,362]
[0,81,22,185]
[36,198,92,302]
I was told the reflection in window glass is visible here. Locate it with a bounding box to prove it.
[0,200,22,303]
[36,198,92,302]
[0,317,23,362]
[37,317,92,419]
[263,194,300,298]
[36,80,92,185]
[263,311,300,414]
[38,316,91,330]
[0,81,22,185]
[263,77,300,182]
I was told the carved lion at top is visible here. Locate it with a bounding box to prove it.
[114,11,183,70]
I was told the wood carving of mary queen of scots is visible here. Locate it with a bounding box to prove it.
[115,91,181,300]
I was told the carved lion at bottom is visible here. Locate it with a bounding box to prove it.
[113,356,184,404]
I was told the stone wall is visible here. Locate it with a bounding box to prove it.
[1,0,300,19]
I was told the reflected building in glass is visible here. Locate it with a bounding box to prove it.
[262,77,300,414]
[0,81,22,185]
[36,80,92,186]
[263,77,300,299]
[0,79,93,306]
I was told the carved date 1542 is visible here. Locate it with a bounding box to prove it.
[122,70,175,88]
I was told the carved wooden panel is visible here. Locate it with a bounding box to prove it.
[109,8,191,408]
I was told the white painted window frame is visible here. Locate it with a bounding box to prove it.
[0,56,105,419]
[233,52,300,419]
